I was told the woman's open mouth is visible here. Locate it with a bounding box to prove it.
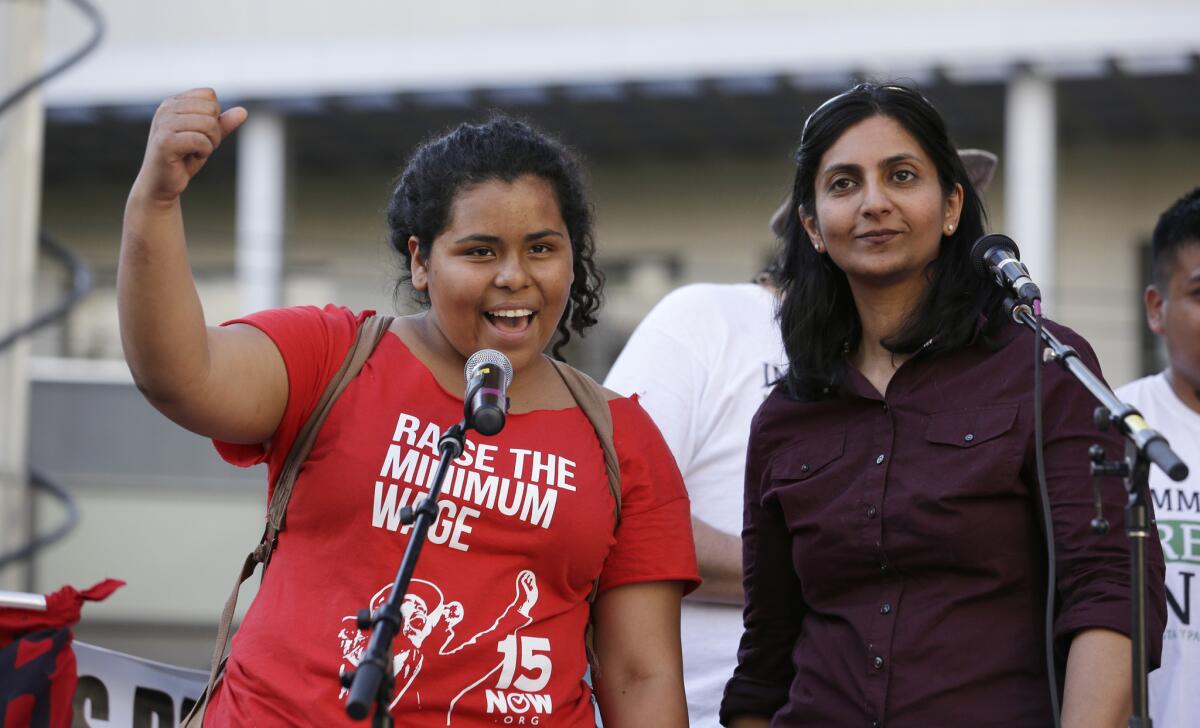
[484,308,536,334]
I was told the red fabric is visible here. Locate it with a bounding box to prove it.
[207,305,698,726]
[14,638,54,669]
[0,579,124,728]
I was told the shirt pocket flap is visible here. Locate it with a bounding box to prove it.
[925,404,1019,448]
[772,431,846,479]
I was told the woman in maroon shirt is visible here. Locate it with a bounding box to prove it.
[721,83,1166,728]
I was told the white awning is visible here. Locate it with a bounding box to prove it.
[40,1,1200,108]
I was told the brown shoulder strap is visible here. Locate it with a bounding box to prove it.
[183,313,395,728]
[264,313,395,546]
[546,357,624,679]
[547,358,622,531]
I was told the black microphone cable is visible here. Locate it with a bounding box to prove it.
[1032,311,1063,728]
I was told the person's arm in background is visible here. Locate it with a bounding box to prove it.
[605,286,744,605]
[119,88,288,444]
[691,516,743,604]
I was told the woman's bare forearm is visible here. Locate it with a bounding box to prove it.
[118,192,211,403]
[593,582,688,727]
[595,671,688,727]
[1061,628,1132,728]
[116,90,285,443]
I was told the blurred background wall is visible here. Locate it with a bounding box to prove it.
[3,0,1198,667]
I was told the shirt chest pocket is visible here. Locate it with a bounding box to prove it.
[766,432,852,525]
[772,431,846,481]
[923,403,1024,494]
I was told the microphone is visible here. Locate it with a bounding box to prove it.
[971,234,1042,309]
[464,349,513,436]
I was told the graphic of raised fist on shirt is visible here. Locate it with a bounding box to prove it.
[336,570,541,718]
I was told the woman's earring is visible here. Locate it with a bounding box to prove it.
[812,243,824,254]
[945,223,955,234]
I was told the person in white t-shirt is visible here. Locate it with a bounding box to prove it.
[604,149,997,726]
[605,278,787,724]
[1116,186,1200,728]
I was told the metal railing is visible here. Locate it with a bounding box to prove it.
[0,0,105,587]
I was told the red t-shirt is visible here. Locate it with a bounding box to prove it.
[204,305,699,727]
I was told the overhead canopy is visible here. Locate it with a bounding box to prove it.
[41,1,1200,107]
[34,1,1200,178]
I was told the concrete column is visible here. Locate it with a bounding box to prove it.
[1004,71,1057,312]
[235,107,286,314]
[0,0,45,589]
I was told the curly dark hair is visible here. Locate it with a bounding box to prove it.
[776,82,1005,400]
[386,115,603,359]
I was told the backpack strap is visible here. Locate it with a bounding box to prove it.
[184,313,394,727]
[547,358,621,536]
[263,313,395,559]
[546,358,622,676]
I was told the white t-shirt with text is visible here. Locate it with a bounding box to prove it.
[605,282,786,726]
[1117,371,1200,728]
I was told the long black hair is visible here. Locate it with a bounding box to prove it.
[776,82,1005,400]
[386,115,603,359]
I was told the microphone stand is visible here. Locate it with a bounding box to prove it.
[1006,297,1188,728]
[344,384,491,724]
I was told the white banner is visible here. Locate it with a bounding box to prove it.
[72,642,207,728]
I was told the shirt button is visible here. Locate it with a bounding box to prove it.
[880,562,889,573]
[866,504,878,518]
[880,602,892,614]
[800,463,810,473]
[871,722,881,728]
[964,433,975,442]
[873,655,885,669]
[875,454,886,465]
[882,403,889,413]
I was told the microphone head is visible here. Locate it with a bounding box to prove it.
[464,349,514,388]
[970,233,1020,277]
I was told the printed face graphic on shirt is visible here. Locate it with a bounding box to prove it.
[336,570,544,723]
[402,595,433,646]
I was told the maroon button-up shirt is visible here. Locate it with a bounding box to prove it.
[721,319,1166,727]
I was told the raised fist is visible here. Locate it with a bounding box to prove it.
[132,88,247,203]
[516,570,538,617]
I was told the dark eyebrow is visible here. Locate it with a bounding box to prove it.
[881,153,920,167]
[453,233,502,245]
[821,162,861,179]
[452,229,565,245]
[821,153,922,179]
